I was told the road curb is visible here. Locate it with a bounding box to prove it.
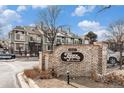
[17,72,88,88]
[17,72,39,88]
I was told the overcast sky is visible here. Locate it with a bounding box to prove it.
[0,5,124,40]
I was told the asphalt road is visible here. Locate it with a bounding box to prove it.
[0,59,38,88]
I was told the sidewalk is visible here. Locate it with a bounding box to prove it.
[15,57,39,62]
[35,79,87,88]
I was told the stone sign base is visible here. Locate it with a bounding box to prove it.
[39,43,107,77]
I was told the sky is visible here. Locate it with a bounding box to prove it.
[0,5,124,40]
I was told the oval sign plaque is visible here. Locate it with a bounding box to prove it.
[61,52,84,62]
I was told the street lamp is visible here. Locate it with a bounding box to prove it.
[66,71,70,84]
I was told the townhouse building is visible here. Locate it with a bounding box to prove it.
[42,29,82,51]
[9,26,83,56]
[9,26,42,56]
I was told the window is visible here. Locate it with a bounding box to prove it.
[20,35,24,40]
[62,37,65,43]
[30,37,34,41]
[66,39,68,44]
[48,45,52,50]
[45,37,50,42]
[57,39,61,43]
[56,39,61,45]
[16,34,20,40]
[15,31,25,41]
[16,43,24,51]
[71,38,74,44]
[16,43,20,50]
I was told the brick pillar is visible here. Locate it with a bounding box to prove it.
[101,44,107,75]
[94,42,107,75]
[45,53,49,70]
[39,52,42,70]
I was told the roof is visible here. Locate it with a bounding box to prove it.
[10,26,81,39]
[57,30,81,39]
[24,26,41,35]
[11,26,41,35]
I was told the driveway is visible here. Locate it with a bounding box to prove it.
[0,59,38,88]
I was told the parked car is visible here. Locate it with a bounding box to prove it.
[107,49,124,65]
[0,51,16,59]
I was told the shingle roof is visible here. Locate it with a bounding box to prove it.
[24,26,41,35]
[12,26,81,39]
[58,30,81,39]
[12,26,41,35]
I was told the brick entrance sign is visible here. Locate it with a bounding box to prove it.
[39,43,107,77]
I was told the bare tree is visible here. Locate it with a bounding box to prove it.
[37,6,65,52]
[106,20,124,69]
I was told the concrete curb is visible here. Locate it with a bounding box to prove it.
[17,72,87,88]
[17,72,39,88]
[70,82,88,88]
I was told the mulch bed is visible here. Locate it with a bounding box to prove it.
[58,76,123,88]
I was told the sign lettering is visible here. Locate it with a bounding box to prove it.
[61,52,84,62]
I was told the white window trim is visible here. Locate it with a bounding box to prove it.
[15,32,25,41]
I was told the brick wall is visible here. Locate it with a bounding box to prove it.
[39,44,107,77]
